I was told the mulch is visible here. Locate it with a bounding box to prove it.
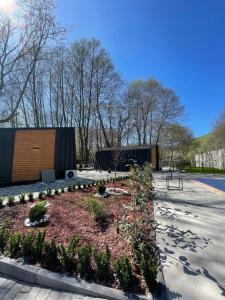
[0,180,154,294]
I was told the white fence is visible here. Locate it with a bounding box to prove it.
[195,149,225,169]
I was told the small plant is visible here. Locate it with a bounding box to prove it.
[19,193,26,204]
[8,232,22,258]
[83,184,86,188]
[139,242,157,291]
[84,197,107,222]
[77,245,92,279]
[113,255,133,290]
[92,181,95,186]
[55,188,60,195]
[61,187,65,193]
[77,182,81,189]
[28,202,47,223]
[68,185,73,192]
[59,236,79,273]
[98,185,106,195]
[0,197,4,209]
[0,225,8,252]
[94,245,110,283]
[72,184,76,191]
[47,188,52,197]
[42,239,59,270]
[38,191,44,200]
[8,196,15,207]
[28,193,34,202]
[33,231,46,261]
[21,232,35,259]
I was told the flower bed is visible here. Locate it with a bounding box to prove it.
[0,171,156,294]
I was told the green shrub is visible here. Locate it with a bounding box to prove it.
[0,197,4,209]
[94,245,110,283]
[21,232,35,259]
[54,189,60,195]
[59,236,79,273]
[72,184,76,191]
[19,193,26,204]
[84,197,107,222]
[68,185,72,192]
[139,243,157,291]
[77,245,92,279]
[47,188,52,197]
[0,225,8,252]
[113,256,133,290]
[98,185,106,195]
[42,239,59,270]
[8,232,22,258]
[28,202,47,223]
[8,196,15,207]
[92,181,95,186]
[28,193,34,202]
[83,184,86,188]
[61,187,65,193]
[77,182,81,189]
[33,231,46,261]
[38,191,44,200]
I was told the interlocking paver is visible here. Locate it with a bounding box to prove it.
[0,273,107,300]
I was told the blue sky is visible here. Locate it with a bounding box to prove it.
[55,0,225,137]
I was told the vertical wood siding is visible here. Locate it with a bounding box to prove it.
[12,130,56,182]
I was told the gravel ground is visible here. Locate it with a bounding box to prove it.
[0,171,128,198]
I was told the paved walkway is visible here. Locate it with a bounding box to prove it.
[0,273,103,300]
[154,173,225,300]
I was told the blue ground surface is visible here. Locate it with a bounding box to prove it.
[197,178,225,192]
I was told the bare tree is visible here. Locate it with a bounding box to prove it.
[0,0,65,124]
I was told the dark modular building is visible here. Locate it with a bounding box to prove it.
[94,145,159,171]
[0,127,76,185]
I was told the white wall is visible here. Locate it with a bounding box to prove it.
[195,149,225,169]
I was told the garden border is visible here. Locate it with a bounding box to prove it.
[0,256,153,300]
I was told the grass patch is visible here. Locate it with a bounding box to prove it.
[184,166,225,175]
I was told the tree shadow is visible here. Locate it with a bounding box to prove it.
[155,194,225,298]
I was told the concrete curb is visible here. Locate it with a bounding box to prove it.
[0,256,152,300]
[153,247,168,300]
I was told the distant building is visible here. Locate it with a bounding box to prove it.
[94,145,159,171]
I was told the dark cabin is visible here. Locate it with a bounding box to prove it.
[0,127,76,185]
[94,145,159,171]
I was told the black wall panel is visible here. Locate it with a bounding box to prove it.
[54,128,76,179]
[0,129,15,184]
[94,146,154,171]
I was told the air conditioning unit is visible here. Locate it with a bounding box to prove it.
[65,170,77,180]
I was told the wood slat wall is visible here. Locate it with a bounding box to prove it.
[12,129,56,182]
[151,145,159,170]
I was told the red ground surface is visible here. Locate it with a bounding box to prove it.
[0,180,154,293]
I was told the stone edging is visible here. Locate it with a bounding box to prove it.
[0,256,152,300]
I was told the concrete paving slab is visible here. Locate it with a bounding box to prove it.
[154,173,225,300]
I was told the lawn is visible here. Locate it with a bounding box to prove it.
[0,172,156,295]
[184,166,225,175]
